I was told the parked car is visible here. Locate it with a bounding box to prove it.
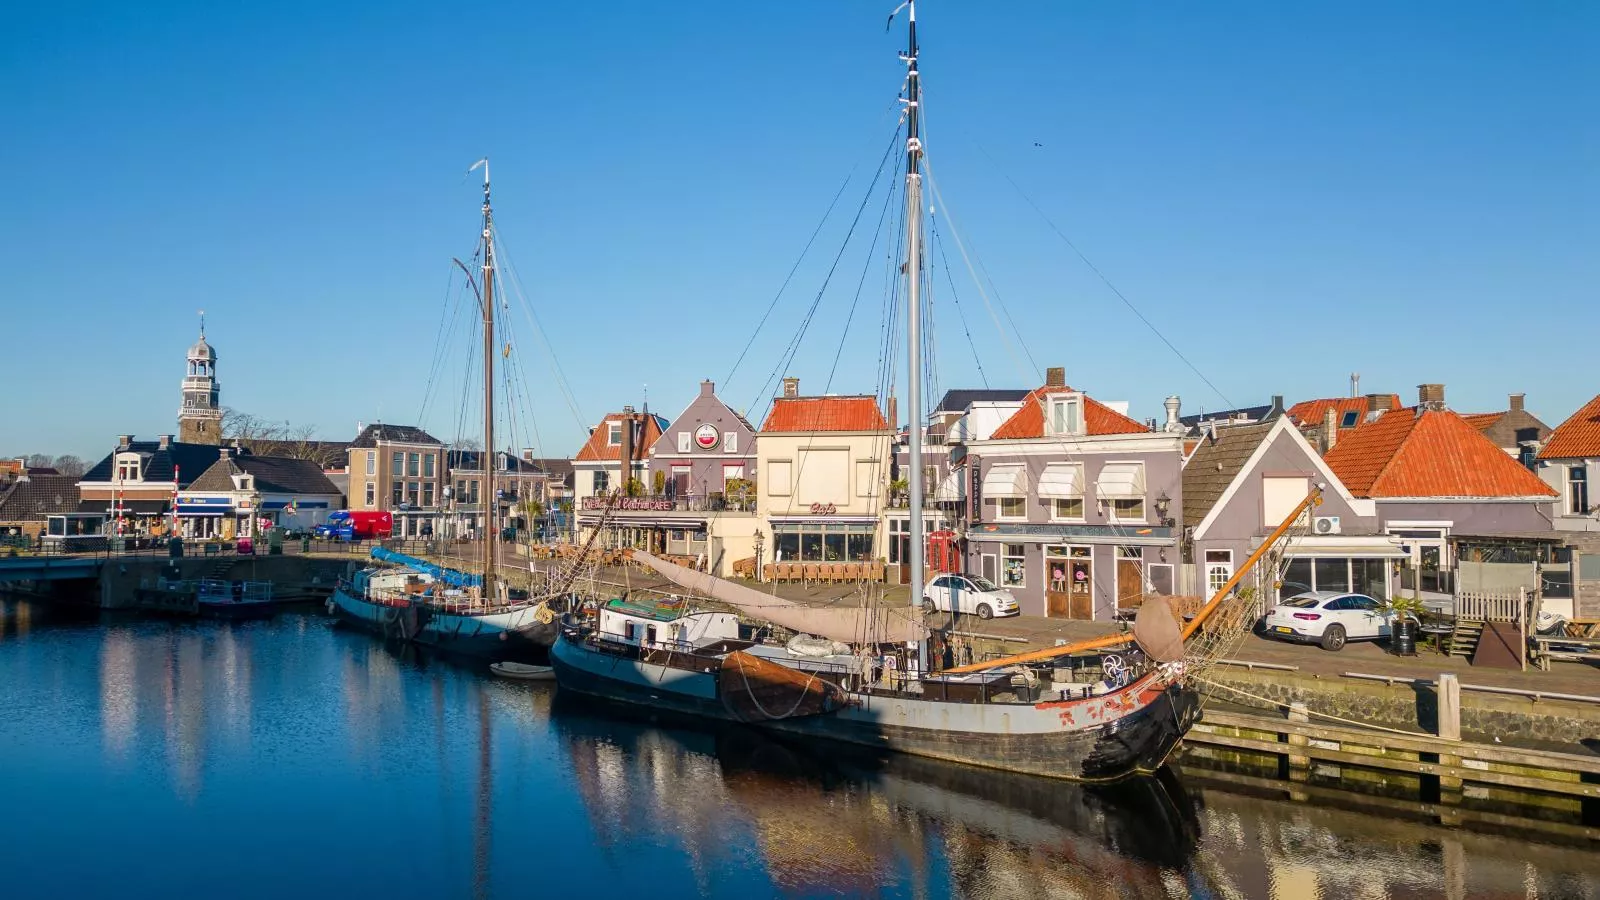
[1260,591,1411,651]
[236,536,255,556]
[922,574,1020,619]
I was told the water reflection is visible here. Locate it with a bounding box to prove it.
[0,599,1596,900]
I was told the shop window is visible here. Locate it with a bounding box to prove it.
[1002,543,1025,588]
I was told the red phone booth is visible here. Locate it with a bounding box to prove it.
[927,529,961,574]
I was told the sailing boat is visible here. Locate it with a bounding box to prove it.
[551,3,1309,781]
[327,163,561,659]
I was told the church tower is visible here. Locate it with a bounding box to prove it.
[178,314,222,445]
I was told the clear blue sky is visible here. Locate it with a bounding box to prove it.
[2,1,1594,461]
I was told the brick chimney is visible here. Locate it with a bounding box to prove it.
[1321,407,1338,454]
[1509,392,1525,412]
[117,434,132,450]
[700,379,715,397]
[158,434,172,450]
[1045,367,1067,388]
[1417,383,1446,413]
[1266,394,1286,419]
[1365,393,1394,415]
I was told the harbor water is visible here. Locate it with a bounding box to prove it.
[1,598,1596,899]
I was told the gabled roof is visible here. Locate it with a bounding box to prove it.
[0,475,82,521]
[990,385,1149,440]
[760,397,889,433]
[82,439,228,486]
[575,412,669,461]
[1287,396,1400,430]
[1182,421,1275,528]
[523,457,575,486]
[349,424,442,449]
[1178,404,1273,428]
[932,389,1031,415]
[188,455,341,496]
[1323,408,1558,499]
[446,450,542,474]
[1538,394,1600,460]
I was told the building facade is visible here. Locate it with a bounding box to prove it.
[1537,393,1600,532]
[78,434,229,534]
[180,451,343,539]
[344,424,446,537]
[963,369,1183,620]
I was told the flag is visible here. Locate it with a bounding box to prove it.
[284,500,298,516]
[468,158,487,174]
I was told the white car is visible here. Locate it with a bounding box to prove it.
[922,574,1020,619]
[1261,591,1402,651]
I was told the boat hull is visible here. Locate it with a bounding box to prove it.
[549,632,736,721]
[329,584,552,660]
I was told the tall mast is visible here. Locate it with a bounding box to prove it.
[902,2,925,609]
[479,161,498,602]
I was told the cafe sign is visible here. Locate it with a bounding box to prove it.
[808,503,838,515]
[580,496,675,511]
[694,424,719,450]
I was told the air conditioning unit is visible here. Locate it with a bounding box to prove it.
[1313,516,1342,535]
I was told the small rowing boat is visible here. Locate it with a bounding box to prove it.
[490,662,556,682]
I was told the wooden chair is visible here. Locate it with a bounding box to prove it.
[802,564,820,585]
[762,564,776,581]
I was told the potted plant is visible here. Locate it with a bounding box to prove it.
[1383,594,1426,655]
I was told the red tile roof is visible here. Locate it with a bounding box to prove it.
[1287,396,1401,430]
[574,412,667,461]
[1539,394,1600,460]
[760,397,889,433]
[1460,412,1504,433]
[990,385,1149,440]
[1323,407,1558,499]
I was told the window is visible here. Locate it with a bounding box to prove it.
[364,482,375,506]
[116,460,139,482]
[365,452,376,476]
[670,465,691,498]
[1052,498,1085,520]
[1110,498,1144,522]
[422,483,434,507]
[1047,396,1084,436]
[608,422,621,446]
[995,497,1026,519]
[725,432,737,453]
[392,452,403,473]
[423,454,435,477]
[469,480,481,504]
[1314,557,1351,593]
[406,453,420,477]
[406,483,420,507]
[1571,466,1589,515]
[677,431,691,453]
[722,464,744,489]
[456,479,466,498]
[1340,410,1360,428]
[1001,543,1026,588]
[768,460,792,496]
[392,483,404,506]
[773,523,875,562]
[1205,549,1233,596]
[592,472,608,496]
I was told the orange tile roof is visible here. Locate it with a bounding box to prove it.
[1539,394,1600,459]
[574,412,667,461]
[1323,408,1558,499]
[760,397,889,433]
[1459,412,1504,433]
[990,385,1150,440]
[1287,395,1400,429]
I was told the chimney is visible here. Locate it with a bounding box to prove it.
[1350,372,1361,398]
[887,395,898,429]
[700,379,715,398]
[157,434,172,450]
[1045,366,1067,388]
[1321,407,1338,454]
[1162,395,1182,432]
[1365,393,1394,415]
[781,377,800,398]
[1266,395,1286,420]
[622,404,635,415]
[117,434,132,450]
[1509,392,1525,412]
[1417,383,1446,412]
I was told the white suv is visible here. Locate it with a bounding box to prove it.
[922,574,1020,619]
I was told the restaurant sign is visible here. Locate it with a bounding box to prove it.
[580,496,675,511]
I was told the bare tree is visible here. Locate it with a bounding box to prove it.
[52,455,86,477]
[222,408,328,463]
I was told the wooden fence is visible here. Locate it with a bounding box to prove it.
[1454,588,1528,623]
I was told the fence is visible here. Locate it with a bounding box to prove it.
[1453,588,1528,623]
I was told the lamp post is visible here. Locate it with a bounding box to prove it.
[1154,491,1173,526]
[753,528,765,582]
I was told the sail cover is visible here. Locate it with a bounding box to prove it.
[630,551,928,646]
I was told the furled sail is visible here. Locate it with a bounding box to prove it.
[630,551,928,646]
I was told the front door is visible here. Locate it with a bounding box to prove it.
[1116,547,1144,611]
[1069,550,1094,619]
[1205,550,1234,599]
[980,553,997,585]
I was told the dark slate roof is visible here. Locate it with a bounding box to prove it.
[245,439,353,469]
[82,439,229,486]
[1182,420,1276,528]
[349,424,443,449]
[1178,405,1273,429]
[932,389,1032,415]
[446,450,542,474]
[524,457,574,486]
[188,455,341,495]
[0,475,82,521]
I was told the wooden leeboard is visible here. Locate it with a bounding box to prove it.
[718,651,846,722]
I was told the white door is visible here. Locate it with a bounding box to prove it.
[1334,595,1384,638]
[926,575,952,611]
[950,577,975,614]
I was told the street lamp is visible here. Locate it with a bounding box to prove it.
[1154,491,1173,526]
[753,528,765,582]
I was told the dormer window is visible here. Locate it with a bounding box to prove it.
[608,422,621,446]
[114,454,142,483]
[1046,394,1085,436]
[1340,410,1360,428]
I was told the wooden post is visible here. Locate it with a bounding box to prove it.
[1285,702,1311,781]
[1519,587,1528,672]
[1437,673,1461,742]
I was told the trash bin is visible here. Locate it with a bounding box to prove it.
[268,528,284,556]
[168,537,184,558]
[301,536,312,553]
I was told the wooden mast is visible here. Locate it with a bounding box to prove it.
[477,160,498,604]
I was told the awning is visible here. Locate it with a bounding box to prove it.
[176,506,227,517]
[932,468,964,502]
[1095,463,1145,499]
[80,499,169,514]
[1265,535,1409,559]
[981,464,1028,498]
[1036,463,1084,499]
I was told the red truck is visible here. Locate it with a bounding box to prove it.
[314,510,394,541]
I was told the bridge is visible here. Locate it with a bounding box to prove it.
[0,554,105,584]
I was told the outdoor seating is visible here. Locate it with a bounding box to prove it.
[1532,634,1600,670]
[802,564,819,584]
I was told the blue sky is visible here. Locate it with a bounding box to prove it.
[2,1,1594,460]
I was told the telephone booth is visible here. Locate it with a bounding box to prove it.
[927,529,961,574]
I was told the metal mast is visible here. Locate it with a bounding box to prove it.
[478,161,498,604]
[902,2,925,611]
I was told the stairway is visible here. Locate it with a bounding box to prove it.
[1448,619,1484,658]
[199,559,235,583]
